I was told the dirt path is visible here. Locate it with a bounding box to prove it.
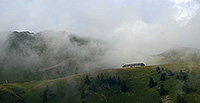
[39,58,73,71]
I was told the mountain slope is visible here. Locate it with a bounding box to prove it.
[154,47,200,64]
[0,31,108,83]
[1,62,200,103]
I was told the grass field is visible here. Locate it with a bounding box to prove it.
[0,62,200,103]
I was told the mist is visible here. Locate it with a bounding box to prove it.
[0,0,200,73]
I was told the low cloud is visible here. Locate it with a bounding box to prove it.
[0,0,200,67]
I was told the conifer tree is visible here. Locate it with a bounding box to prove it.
[96,75,100,85]
[177,94,185,103]
[117,76,121,85]
[100,73,104,83]
[161,68,164,71]
[160,73,166,81]
[81,90,85,99]
[182,81,189,94]
[84,75,90,85]
[113,76,116,85]
[167,70,173,76]
[43,85,49,102]
[109,76,113,87]
[121,80,127,92]
[156,66,160,73]
[90,83,96,91]
[159,84,166,95]
[149,77,155,88]
[175,73,180,79]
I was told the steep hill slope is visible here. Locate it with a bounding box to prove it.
[1,62,200,103]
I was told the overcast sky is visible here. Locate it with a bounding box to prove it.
[0,0,200,54]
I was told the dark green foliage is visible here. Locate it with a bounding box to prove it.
[109,77,112,86]
[160,73,166,81]
[43,85,49,102]
[95,73,121,89]
[175,73,179,79]
[100,73,105,82]
[117,76,121,85]
[81,90,85,99]
[161,68,164,71]
[121,80,127,92]
[156,66,161,73]
[182,81,189,94]
[149,77,156,88]
[177,94,185,103]
[167,70,174,76]
[180,70,187,80]
[42,85,55,103]
[89,84,96,91]
[113,76,117,85]
[108,76,117,87]
[84,75,90,85]
[96,75,100,85]
[159,84,167,95]
[43,92,47,102]
[175,70,187,81]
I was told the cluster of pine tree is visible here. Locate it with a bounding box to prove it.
[95,73,127,92]
[175,70,190,103]
[175,70,187,81]
[156,67,190,102]
[81,73,128,102]
[95,73,121,87]
[156,67,173,75]
[83,73,127,93]
[157,67,175,81]
[149,76,167,95]
[150,67,176,96]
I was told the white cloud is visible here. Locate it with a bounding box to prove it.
[0,0,200,55]
[170,0,200,25]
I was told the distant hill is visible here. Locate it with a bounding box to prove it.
[0,31,108,83]
[157,47,200,63]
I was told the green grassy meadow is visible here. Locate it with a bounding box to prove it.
[1,62,200,103]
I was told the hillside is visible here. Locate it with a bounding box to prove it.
[1,62,200,103]
[1,31,200,84]
[0,31,108,83]
[157,47,200,63]
[1,32,200,103]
